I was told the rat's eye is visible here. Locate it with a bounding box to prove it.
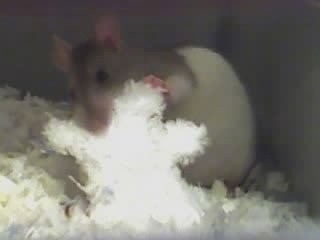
[96,69,109,83]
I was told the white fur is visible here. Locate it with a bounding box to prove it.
[0,84,314,239]
[173,47,255,186]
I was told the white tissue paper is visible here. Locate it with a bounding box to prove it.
[0,80,316,240]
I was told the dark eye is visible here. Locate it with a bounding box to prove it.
[96,69,109,83]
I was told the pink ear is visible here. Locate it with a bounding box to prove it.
[94,16,121,50]
[52,34,72,72]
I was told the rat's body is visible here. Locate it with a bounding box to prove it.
[167,47,255,187]
[52,16,255,188]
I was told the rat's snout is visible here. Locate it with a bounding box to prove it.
[78,97,113,134]
[85,113,110,134]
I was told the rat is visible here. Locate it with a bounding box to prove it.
[51,15,255,190]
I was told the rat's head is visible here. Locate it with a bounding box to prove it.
[52,16,125,134]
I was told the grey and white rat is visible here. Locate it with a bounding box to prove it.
[51,15,255,189]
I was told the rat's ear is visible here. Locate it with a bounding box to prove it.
[52,34,72,72]
[94,15,122,50]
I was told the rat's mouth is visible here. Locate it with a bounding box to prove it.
[82,104,113,135]
[85,116,110,134]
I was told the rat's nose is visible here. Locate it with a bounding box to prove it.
[83,96,113,134]
[86,118,109,133]
[85,113,110,134]
[84,106,111,134]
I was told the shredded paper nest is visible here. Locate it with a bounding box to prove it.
[0,80,317,240]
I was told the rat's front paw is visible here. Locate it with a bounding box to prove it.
[143,75,169,94]
[143,75,171,104]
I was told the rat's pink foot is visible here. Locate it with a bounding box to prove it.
[143,75,171,104]
[143,75,169,94]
